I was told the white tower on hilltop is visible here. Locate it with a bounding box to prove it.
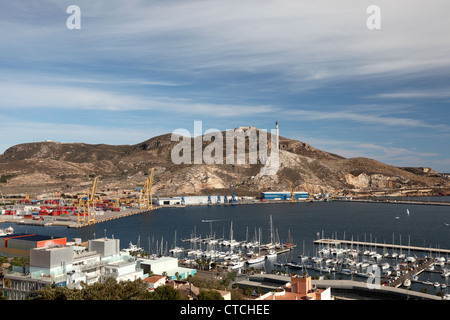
[276,121,279,150]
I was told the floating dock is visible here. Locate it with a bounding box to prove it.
[314,238,450,255]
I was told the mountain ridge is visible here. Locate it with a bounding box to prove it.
[0,129,448,198]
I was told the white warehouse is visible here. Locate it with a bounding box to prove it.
[156,195,229,206]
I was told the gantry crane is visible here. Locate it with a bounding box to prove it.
[176,192,185,205]
[288,181,296,203]
[305,181,315,202]
[229,185,237,203]
[86,176,99,223]
[139,168,154,210]
[77,176,99,224]
[215,188,222,204]
[206,189,212,204]
[222,188,228,203]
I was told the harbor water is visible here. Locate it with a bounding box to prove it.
[2,200,450,295]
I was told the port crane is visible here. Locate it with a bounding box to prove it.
[206,189,212,204]
[86,176,99,223]
[222,188,228,203]
[288,181,296,203]
[305,181,315,202]
[229,185,237,203]
[176,192,185,205]
[77,176,99,224]
[139,168,155,210]
[214,188,222,203]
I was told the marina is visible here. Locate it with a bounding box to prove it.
[2,199,450,297]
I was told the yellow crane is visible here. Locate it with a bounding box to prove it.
[305,181,315,202]
[139,168,155,211]
[288,181,296,203]
[77,176,99,224]
[76,196,87,224]
[86,176,99,223]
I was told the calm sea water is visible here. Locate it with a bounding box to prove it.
[2,200,450,255]
[0,201,450,254]
[2,200,450,294]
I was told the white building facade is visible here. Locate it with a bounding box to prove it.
[2,237,145,300]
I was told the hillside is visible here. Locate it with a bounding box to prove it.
[0,128,448,198]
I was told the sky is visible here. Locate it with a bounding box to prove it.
[1,0,450,172]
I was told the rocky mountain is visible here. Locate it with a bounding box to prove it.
[0,128,448,198]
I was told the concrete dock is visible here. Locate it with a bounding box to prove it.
[0,207,157,228]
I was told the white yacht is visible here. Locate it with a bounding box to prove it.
[170,247,184,254]
[228,260,245,270]
[0,226,14,236]
[247,255,265,264]
[121,241,144,254]
[266,250,277,258]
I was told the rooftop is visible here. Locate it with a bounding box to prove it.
[144,275,166,284]
[0,233,66,242]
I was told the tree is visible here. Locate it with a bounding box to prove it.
[151,285,184,300]
[197,289,224,300]
[243,287,253,297]
[33,278,153,300]
[33,285,83,300]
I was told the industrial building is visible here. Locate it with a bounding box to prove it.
[261,191,309,201]
[156,195,230,206]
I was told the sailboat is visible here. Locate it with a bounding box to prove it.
[266,215,278,258]
[407,209,410,216]
[222,221,240,247]
[247,228,265,264]
[170,230,183,254]
[247,253,265,264]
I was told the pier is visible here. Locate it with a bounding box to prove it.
[314,238,450,255]
[0,207,157,228]
[385,257,436,288]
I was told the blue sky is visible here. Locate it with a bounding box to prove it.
[1,0,450,171]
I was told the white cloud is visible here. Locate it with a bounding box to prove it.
[0,81,277,116]
[1,0,450,171]
[285,108,444,129]
[6,0,449,83]
[370,89,450,99]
